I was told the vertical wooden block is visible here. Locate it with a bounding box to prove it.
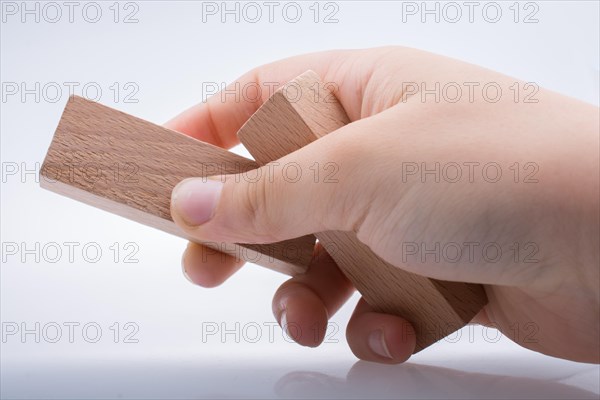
[40,96,315,275]
[237,71,488,351]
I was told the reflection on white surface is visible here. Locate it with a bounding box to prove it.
[2,354,598,399]
[276,362,598,399]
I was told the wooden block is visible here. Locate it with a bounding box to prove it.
[237,71,488,351]
[40,96,315,275]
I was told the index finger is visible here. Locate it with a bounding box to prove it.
[163,49,366,148]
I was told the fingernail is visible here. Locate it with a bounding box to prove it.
[181,251,193,284]
[368,329,392,359]
[172,178,223,226]
[280,310,296,341]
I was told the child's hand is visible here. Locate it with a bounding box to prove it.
[167,47,599,364]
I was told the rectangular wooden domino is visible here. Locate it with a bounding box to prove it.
[237,71,488,351]
[40,96,315,275]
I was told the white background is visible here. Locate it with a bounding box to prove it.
[1,1,599,398]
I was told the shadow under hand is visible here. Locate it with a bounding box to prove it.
[275,361,597,399]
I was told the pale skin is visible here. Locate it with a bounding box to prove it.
[166,47,599,364]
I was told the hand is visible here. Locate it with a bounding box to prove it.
[167,47,599,364]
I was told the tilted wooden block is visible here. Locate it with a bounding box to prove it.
[40,96,315,275]
[41,74,487,353]
[237,71,488,351]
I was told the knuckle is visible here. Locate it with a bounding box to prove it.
[236,170,283,242]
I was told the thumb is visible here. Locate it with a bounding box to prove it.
[170,117,381,245]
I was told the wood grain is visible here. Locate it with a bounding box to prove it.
[237,71,488,351]
[40,96,315,275]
